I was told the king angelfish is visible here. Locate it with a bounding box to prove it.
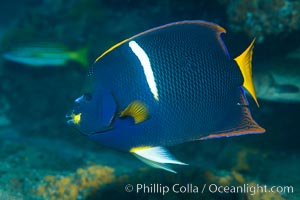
[66,20,265,173]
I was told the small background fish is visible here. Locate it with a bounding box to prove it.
[254,58,300,103]
[2,43,89,67]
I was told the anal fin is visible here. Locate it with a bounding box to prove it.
[130,146,187,173]
[199,105,265,140]
[199,88,265,140]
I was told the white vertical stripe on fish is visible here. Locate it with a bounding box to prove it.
[129,40,159,101]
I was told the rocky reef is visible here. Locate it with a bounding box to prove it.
[224,0,300,43]
[35,165,115,200]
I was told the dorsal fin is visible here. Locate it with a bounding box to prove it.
[234,38,259,107]
[93,20,227,64]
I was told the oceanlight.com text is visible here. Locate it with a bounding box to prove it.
[124,183,294,196]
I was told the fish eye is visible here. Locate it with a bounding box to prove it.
[84,93,92,101]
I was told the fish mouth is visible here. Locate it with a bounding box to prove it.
[65,113,75,125]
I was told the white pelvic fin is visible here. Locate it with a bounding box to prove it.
[131,146,188,173]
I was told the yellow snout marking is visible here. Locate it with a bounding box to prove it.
[71,112,81,124]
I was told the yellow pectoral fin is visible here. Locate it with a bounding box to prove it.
[234,38,259,107]
[120,100,149,124]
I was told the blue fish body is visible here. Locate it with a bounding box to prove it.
[67,21,265,172]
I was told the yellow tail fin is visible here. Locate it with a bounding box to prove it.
[234,38,259,107]
[69,47,89,68]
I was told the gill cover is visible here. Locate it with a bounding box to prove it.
[70,89,117,135]
[101,90,117,127]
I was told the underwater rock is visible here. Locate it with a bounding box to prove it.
[34,165,115,200]
[0,189,23,200]
[225,0,300,42]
